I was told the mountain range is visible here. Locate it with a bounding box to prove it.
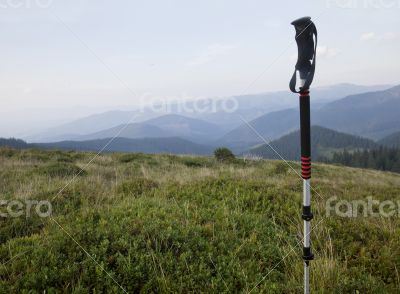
[3,83,400,157]
[2,125,399,159]
[24,83,392,143]
[218,85,400,150]
[72,114,224,144]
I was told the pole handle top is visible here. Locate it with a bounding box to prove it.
[291,16,311,27]
[289,16,318,93]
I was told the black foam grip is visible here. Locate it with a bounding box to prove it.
[289,20,317,93]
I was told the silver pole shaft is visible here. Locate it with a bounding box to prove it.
[304,262,310,294]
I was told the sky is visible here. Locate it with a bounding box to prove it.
[0,0,399,135]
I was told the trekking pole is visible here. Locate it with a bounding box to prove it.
[289,16,318,294]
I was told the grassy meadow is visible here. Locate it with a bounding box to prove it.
[1,148,400,293]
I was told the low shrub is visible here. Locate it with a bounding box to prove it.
[179,157,212,168]
[273,161,289,175]
[117,178,159,197]
[214,147,235,162]
[0,147,17,158]
[37,163,87,178]
[118,153,158,166]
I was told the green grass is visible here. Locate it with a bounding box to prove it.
[0,148,400,293]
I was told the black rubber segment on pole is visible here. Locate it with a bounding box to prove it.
[300,94,311,157]
[303,247,314,261]
[302,206,313,221]
[300,93,312,179]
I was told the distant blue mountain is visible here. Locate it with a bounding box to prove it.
[314,85,400,139]
[76,123,169,141]
[71,114,224,144]
[217,85,400,151]
[144,114,224,142]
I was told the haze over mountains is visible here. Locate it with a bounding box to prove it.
[2,83,400,157]
[24,83,391,143]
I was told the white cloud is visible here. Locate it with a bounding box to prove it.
[381,32,399,41]
[186,43,238,67]
[360,32,376,41]
[316,46,340,59]
[290,46,340,61]
[360,32,400,42]
[23,88,33,94]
